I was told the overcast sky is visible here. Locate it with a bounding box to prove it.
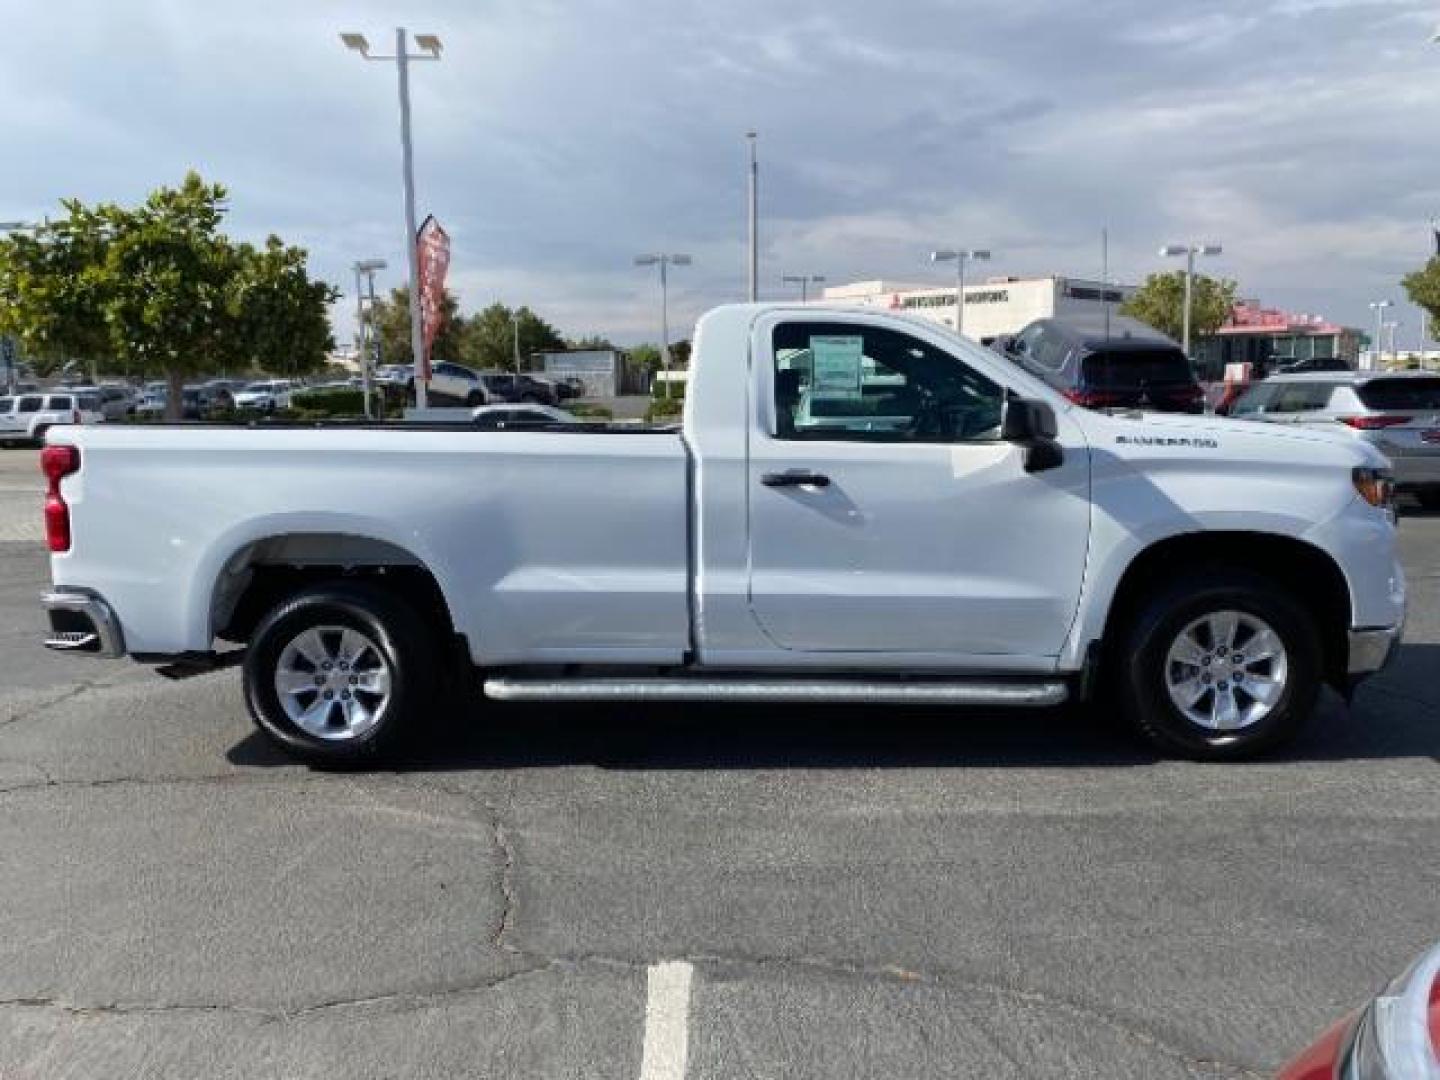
[4,0,1439,346]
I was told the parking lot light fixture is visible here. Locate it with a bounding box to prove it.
[353,259,386,418]
[929,249,991,337]
[634,254,692,399]
[1369,300,1394,370]
[1159,242,1222,359]
[341,28,442,408]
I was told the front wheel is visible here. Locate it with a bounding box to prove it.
[1118,569,1321,760]
[242,582,438,768]
[465,391,485,407]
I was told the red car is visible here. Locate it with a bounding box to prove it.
[1279,941,1440,1078]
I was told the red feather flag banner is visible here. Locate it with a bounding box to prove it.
[416,215,451,380]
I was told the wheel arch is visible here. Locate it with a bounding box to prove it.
[205,529,466,655]
[1094,530,1353,690]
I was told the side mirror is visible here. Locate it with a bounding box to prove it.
[1002,398,1064,473]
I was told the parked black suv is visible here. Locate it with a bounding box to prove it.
[1000,316,1203,413]
[475,372,560,406]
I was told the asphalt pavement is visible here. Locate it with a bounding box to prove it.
[1,445,1437,1078]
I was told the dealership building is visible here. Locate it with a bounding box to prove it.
[1190,301,1364,381]
[819,276,1137,343]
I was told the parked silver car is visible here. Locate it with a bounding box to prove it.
[1229,371,1440,507]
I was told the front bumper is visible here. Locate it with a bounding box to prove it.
[1348,624,1402,676]
[41,589,125,658]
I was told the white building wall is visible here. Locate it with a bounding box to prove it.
[819,277,1136,342]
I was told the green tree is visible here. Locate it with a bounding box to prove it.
[1402,258,1440,341]
[566,333,615,350]
[0,172,337,417]
[458,303,565,371]
[628,344,662,374]
[1119,271,1238,346]
[230,236,337,378]
[368,286,463,367]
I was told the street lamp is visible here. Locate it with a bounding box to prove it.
[1369,300,1394,370]
[511,310,523,373]
[746,132,759,303]
[928,249,991,337]
[634,253,692,399]
[353,259,386,418]
[780,274,826,301]
[341,28,442,408]
[1159,242,1222,359]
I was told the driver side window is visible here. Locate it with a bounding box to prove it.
[771,321,1004,443]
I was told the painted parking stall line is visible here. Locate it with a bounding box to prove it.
[639,961,694,1080]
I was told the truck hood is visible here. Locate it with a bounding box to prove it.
[1070,406,1389,470]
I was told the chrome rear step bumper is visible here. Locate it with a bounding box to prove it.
[483,676,1069,707]
[41,590,125,658]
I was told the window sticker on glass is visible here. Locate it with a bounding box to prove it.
[809,335,864,400]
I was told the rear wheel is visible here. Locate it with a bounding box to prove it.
[243,582,438,768]
[1414,488,1440,511]
[1118,568,1321,760]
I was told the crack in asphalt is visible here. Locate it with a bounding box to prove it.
[0,951,1266,1076]
[412,779,520,953]
[0,678,113,730]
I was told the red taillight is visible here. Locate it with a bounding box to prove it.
[1339,415,1411,429]
[40,445,80,553]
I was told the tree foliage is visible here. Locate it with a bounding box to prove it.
[0,172,337,415]
[1119,271,1238,346]
[459,303,565,371]
[1402,259,1440,341]
[367,286,463,367]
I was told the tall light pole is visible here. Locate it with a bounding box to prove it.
[341,29,442,408]
[511,310,522,372]
[746,132,758,303]
[634,253,692,398]
[928,249,991,337]
[1370,300,1393,371]
[1159,242,1222,358]
[353,259,386,418]
[781,274,826,301]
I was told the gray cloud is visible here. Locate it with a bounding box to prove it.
[3,0,1438,345]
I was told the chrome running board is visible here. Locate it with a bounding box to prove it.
[483,676,1068,707]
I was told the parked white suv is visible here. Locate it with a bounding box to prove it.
[232,381,293,412]
[1229,371,1440,509]
[0,392,103,445]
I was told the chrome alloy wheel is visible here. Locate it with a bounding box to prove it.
[274,625,393,741]
[1163,610,1289,732]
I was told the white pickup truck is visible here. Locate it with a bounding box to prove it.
[39,304,1405,765]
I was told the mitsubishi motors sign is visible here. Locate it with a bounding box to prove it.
[415,215,451,380]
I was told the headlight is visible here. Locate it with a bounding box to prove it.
[1341,941,1440,1079]
[1353,467,1396,517]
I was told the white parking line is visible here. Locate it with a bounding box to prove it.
[639,960,694,1080]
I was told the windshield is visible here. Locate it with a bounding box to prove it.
[1357,377,1440,411]
[1082,348,1194,388]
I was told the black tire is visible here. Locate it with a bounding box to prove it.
[243,581,439,768]
[1415,489,1440,511]
[465,391,485,407]
[520,393,541,405]
[1117,567,1322,760]
[31,426,49,446]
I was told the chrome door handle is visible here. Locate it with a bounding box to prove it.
[762,470,831,488]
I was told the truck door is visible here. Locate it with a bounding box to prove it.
[746,315,1090,659]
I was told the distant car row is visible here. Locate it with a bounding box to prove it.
[990,314,1440,508]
